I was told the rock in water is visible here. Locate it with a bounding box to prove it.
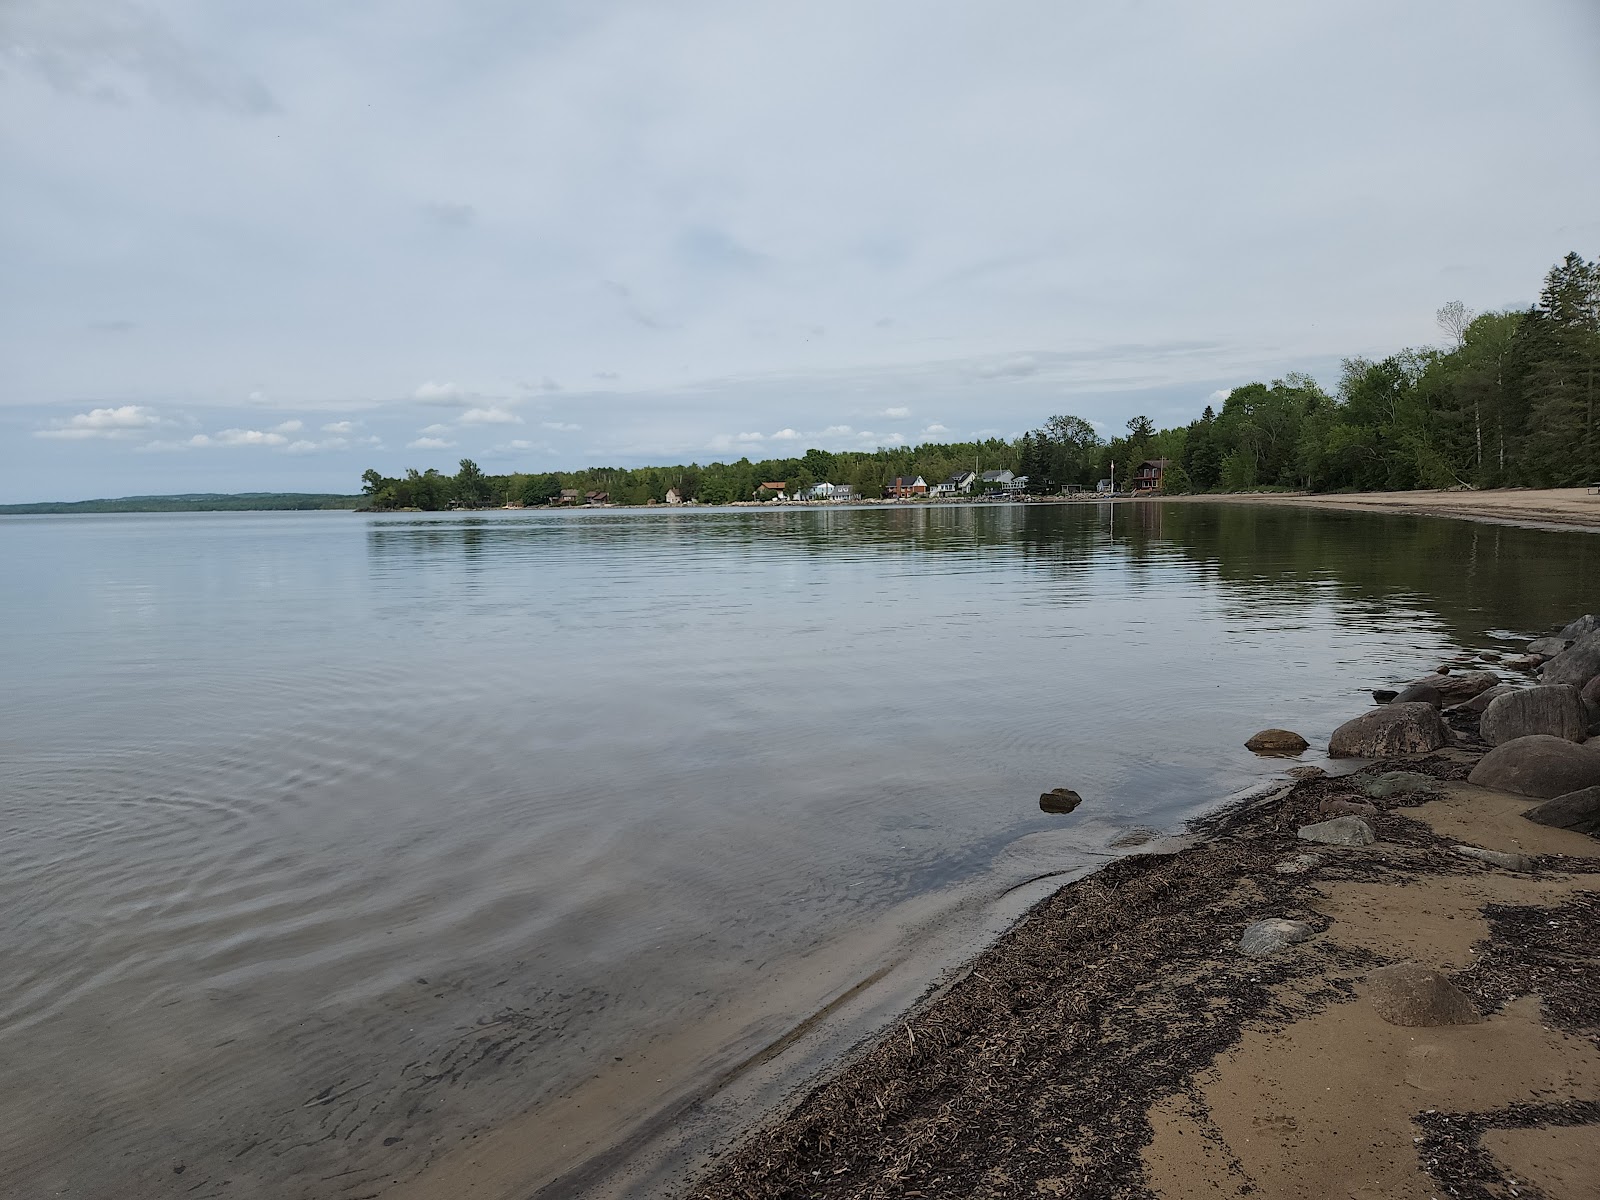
[1392,681,1443,707]
[1240,918,1314,957]
[1328,703,1448,758]
[1522,786,1600,834]
[1528,636,1574,658]
[1422,670,1500,705]
[1371,688,1399,704]
[1542,630,1600,688]
[1039,788,1083,814]
[1298,815,1376,846]
[1366,962,1480,1027]
[1451,684,1517,715]
[1452,844,1535,871]
[1559,614,1600,642]
[1480,684,1588,746]
[1468,734,1600,799]
[1245,729,1309,755]
[1359,770,1441,799]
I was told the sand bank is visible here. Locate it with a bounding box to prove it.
[1161,486,1600,533]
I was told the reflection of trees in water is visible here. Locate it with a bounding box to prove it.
[363,505,1592,642]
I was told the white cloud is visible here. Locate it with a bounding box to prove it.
[272,419,304,433]
[736,431,765,442]
[769,427,801,440]
[35,404,160,439]
[248,390,266,402]
[820,424,853,437]
[419,423,452,435]
[414,380,465,403]
[920,423,950,436]
[322,420,358,433]
[541,420,581,432]
[408,436,455,449]
[881,406,911,419]
[459,406,522,425]
[1208,389,1231,402]
[211,428,288,446]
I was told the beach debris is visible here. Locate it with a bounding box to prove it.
[1467,734,1600,799]
[1541,630,1600,687]
[1239,918,1314,957]
[1366,962,1481,1027]
[1287,765,1325,779]
[1521,785,1600,834]
[1452,844,1535,872]
[1527,636,1574,658]
[1358,770,1441,799]
[1318,797,1378,818]
[1480,684,1589,745]
[1273,853,1323,875]
[1298,815,1376,846]
[1559,613,1600,642]
[1392,680,1443,707]
[1039,788,1083,814]
[1449,683,1517,715]
[1371,688,1399,704]
[1244,728,1309,755]
[1328,703,1448,758]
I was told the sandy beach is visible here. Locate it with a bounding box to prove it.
[1160,486,1600,533]
[687,653,1600,1198]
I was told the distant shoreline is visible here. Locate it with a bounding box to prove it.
[1158,485,1600,534]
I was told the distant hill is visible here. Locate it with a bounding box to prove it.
[0,492,365,514]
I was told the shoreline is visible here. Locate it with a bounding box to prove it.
[683,645,1600,1197]
[1157,486,1600,534]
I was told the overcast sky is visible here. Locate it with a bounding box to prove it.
[2,0,1597,501]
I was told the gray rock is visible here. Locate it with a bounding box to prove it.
[1392,681,1443,707]
[1424,670,1501,705]
[1039,788,1083,814]
[1319,797,1379,818]
[1452,844,1535,871]
[1245,728,1310,755]
[1287,765,1326,779]
[1522,786,1600,834]
[1450,683,1518,715]
[1480,684,1588,745]
[1467,734,1600,799]
[1372,688,1399,704]
[1503,655,1544,670]
[1328,703,1449,758]
[1274,853,1323,875]
[1559,613,1600,642]
[1582,674,1600,707]
[1366,962,1480,1027]
[1240,918,1315,957]
[1298,815,1377,846]
[1528,636,1574,658]
[1359,770,1441,799]
[1542,630,1600,688]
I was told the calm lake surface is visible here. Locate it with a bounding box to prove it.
[2,502,1593,1198]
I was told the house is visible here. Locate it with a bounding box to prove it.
[556,488,581,505]
[801,481,837,501]
[831,484,854,501]
[978,469,1016,492]
[932,469,976,496]
[585,490,610,505]
[1132,459,1170,493]
[755,481,788,500]
[884,475,927,498]
[665,487,682,505]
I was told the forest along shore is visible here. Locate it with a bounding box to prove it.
[1162,485,1600,534]
[685,617,1600,1200]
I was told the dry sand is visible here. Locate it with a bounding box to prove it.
[1161,486,1600,533]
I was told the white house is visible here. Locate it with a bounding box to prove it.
[979,469,1024,493]
[932,469,977,496]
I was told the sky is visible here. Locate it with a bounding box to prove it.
[2,0,1598,502]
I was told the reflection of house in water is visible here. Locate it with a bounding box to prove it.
[1133,458,1170,493]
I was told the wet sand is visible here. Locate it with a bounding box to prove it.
[1162,486,1600,533]
[686,743,1600,1196]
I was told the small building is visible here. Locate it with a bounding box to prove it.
[831,484,854,501]
[585,490,611,505]
[755,481,788,501]
[665,487,682,505]
[801,481,836,501]
[1132,459,1170,493]
[884,475,927,498]
[556,488,581,505]
[978,469,1019,493]
[932,469,976,496]
[1095,479,1114,493]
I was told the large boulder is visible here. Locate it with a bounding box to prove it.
[1451,683,1517,715]
[1245,729,1309,755]
[1392,680,1443,707]
[1542,630,1600,688]
[1421,670,1500,705]
[1559,613,1600,641]
[1527,636,1573,658]
[1366,962,1480,1027]
[1479,685,1588,746]
[1522,786,1600,834]
[1467,734,1600,799]
[1298,815,1377,846]
[1240,918,1314,957]
[1328,703,1449,758]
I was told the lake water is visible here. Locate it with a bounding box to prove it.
[2,502,1593,1199]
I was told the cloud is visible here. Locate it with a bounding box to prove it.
[322,420,357,434]
[593,371,620,381]
[209,428,288,447]
[459,405,522,425]
[972,355,1040,380]
[1208,388,1231,402]
[920,423,950,436]
[769,427,801,440]
[35,404,160,439]
[736,431,765,442]
[820,424,853,437]
[881,406,911,419]
[541,420,581,432]
[418,423,452,436]
[414,380,466,404]
[272,419,303,433]
[408,436,456,449]
[422,202,475,228]
[247,390,266,402]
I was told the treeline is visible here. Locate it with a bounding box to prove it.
[360,251,1599,508]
